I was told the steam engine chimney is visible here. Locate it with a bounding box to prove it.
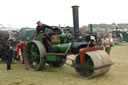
[72,6,80,39]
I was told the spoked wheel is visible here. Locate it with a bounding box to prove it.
[47,56,66,67]
[74,54,94,78]
[23,41,46,71]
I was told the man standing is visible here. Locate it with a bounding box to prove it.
[5,39,13,70]
[104,33,113,55]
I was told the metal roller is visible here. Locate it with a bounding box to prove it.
[86,50,112,78]
[74,50,112,79]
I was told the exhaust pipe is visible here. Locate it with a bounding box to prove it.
[89,24,93,34]
[72,6,80,39]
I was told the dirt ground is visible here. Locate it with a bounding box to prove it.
[0,45,128,85]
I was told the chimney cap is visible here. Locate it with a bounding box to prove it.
[72,5,79,8]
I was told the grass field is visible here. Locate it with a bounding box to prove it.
[0,45,128,85]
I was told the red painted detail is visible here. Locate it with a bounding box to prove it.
[52,38,60,42]
[51,35,60,42]
[80,28,85,36]
[79,47,104,64]
[45,39,52,46]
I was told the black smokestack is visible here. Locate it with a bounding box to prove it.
[72,6,80,39]
[116,25,118,37]
[89,24,93,34]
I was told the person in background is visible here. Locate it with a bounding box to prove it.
[104,33,113,55]
[5,39,13,70]
[63,26,73,34]
[17,41,25,64]
[97,36,103,46]
[119,33,123,42]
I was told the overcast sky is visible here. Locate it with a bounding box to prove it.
[0,0,128,28]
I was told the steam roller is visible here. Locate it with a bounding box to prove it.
[23,5,113,79]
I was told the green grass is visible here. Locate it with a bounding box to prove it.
[0,45,128,85]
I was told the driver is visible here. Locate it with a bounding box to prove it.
[36,21,53,34]
[36,21,58,52]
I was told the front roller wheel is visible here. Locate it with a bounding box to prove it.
[74,54,94,78]
[23,41,46,71]
[74,50,112,79]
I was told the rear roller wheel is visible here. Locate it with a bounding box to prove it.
[23,41,46,71]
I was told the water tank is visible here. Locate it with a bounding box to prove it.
[0,30,9,42]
